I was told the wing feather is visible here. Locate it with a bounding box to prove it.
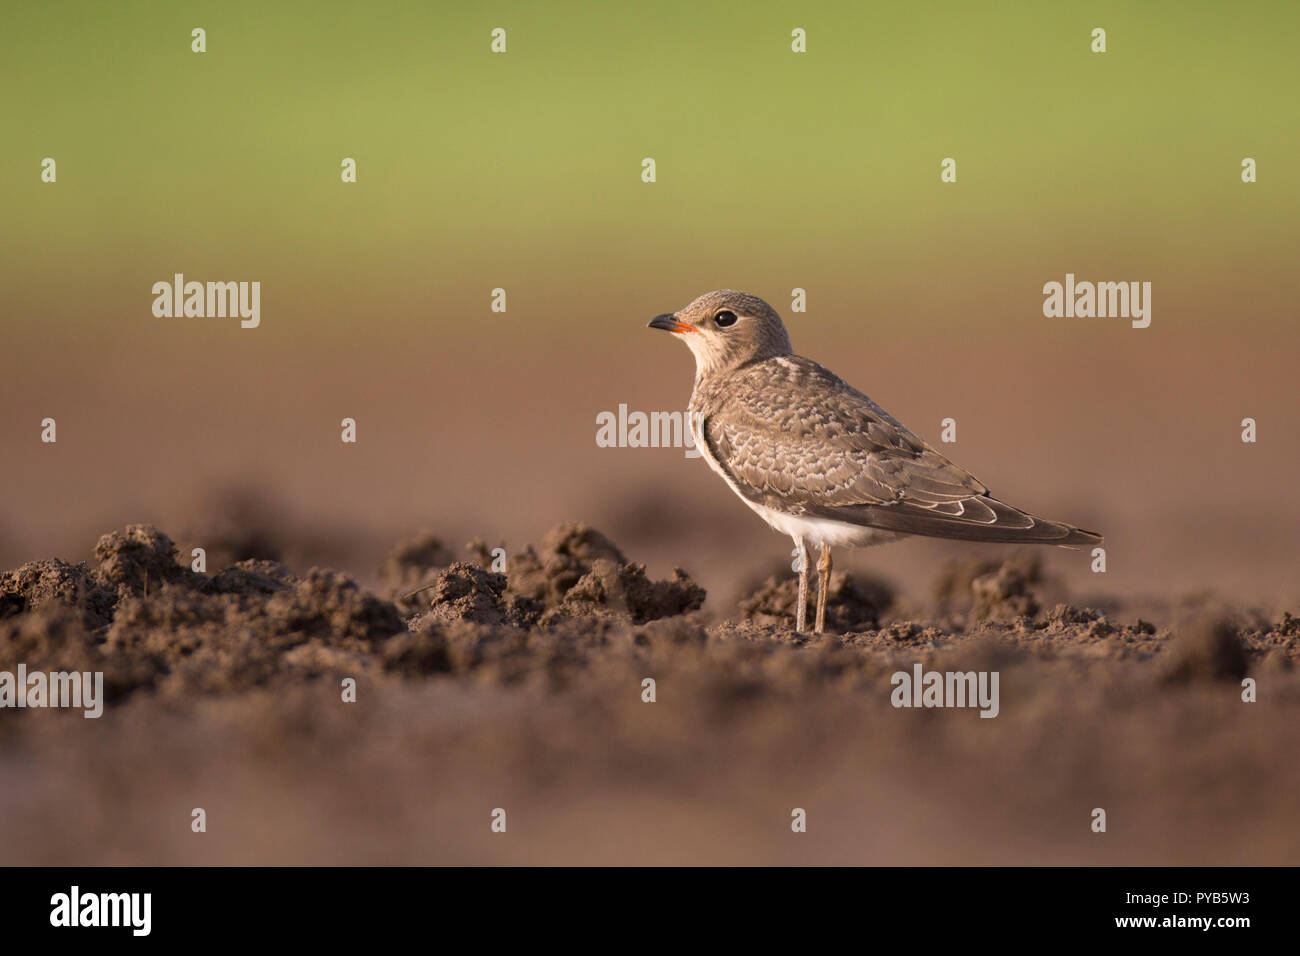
[702,356,1101,546]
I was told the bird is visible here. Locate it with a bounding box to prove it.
[648,290,1102,634]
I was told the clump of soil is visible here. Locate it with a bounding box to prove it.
[0,521,706,702]
[0,558,116,630]
[94,525,200,598]
[737,569,892,632]
[507,522,628,607]
[544,558,705,625]
[933,551,1061,624]
[404,543,703,632]
[970,560,1041,623]
[0,606,158,705]
[1246,611,1300,670]
[101,564,404,696]
[408,562,543,629]
[379,530,456,614]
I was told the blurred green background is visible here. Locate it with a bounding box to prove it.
[4,0,1295,328]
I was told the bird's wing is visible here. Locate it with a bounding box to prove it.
[702,356,1100,545]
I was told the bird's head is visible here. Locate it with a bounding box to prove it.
[648,290,793,377]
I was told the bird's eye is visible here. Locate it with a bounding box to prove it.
[714,310,738,328]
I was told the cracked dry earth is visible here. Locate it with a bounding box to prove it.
[1,522,1297,864]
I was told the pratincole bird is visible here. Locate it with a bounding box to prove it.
[649,290,1102,633]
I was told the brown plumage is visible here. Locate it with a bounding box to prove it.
[649,289,1102,633]
[698,353,1099,545]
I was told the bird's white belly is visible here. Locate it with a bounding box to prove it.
[741,500,904,549]
[690,411,905,549]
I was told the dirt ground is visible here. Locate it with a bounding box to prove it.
[1,519,1296,865]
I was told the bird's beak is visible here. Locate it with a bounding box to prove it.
[648,313,695,334]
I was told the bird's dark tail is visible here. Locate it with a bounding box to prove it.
[810,494,1102,546]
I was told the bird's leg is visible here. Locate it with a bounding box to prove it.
[815,543,832,634]
[794,538,809,633]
